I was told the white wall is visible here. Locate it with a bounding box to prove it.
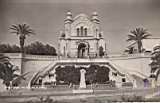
[3,53,152,86]
[109,53,151,77]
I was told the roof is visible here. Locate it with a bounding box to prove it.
[142,38,160,51]
[127,37,160,51]
[73,13,90,21]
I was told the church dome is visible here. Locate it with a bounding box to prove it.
[66,11,72,16]
[91,11,100,23]
[65,11,73,23]
[92,11,98,16]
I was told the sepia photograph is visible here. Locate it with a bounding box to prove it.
[0,0,160,102]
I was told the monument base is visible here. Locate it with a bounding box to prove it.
[72,89,93,94]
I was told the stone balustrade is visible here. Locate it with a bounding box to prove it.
[2,53,151,60]
[2,53,57,60]
[108,53,151,60]
[24,54,57,60]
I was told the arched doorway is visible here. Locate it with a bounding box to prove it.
[78,43,87,58]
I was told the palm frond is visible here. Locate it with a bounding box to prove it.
[10,23,35,36]
[23,24,30,30]
[130,30,137,36]
[10,24,20,35]
[26,30,35,35]
[0,55,10,60]
[10,31,19,34]
[0,55,10,63]
[12,74,19,78]
[142,34,151,39]
[9,27,18,31]
[11,24,19,30]
[12,72,30,84]
[18,24,23,34]
[127,34,137,42]
[12,66,19,73]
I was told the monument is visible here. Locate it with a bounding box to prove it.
[79,69,86,88]
[73,69,93,93]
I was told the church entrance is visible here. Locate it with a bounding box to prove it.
[78,43,87,58]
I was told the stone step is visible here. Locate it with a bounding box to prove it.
[19,71,36,87]
[72,89,93,94]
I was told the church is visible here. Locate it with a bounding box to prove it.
[59,11,106,58]
[13,11,151,88]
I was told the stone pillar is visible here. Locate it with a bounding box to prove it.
[79,69,86,88]
[133,80,137,88]
[151,78,156,88]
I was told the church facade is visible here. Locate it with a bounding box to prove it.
[59,11,106,58]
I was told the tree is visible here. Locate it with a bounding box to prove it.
[124,47,134,54]
[0,54,27,89]
[56,66,80,86]
[0,44,20,53]
[25,41,57,55]
[96,66,110,83]
[150,45,160,80]
[127,28,151,53]
[85,65,97,87]
[10,23,35,53]
[0,54,11,88]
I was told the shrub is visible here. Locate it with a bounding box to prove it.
[0,44,20,53]
[25,41,57,55]
[121,95,144,102]
[122,82,133,87]
[55,64,110,85]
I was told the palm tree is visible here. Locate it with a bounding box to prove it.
[0,54,28,89]
[127,27,151,53]
[0,54,10,64]
[150,45,160,79]
[10,23,35,53]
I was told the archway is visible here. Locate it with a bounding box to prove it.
[78,43,87,58]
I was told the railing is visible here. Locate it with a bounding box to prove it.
[2,53,58,60]
[108,53,151,58]
[24,54,57,60]
[31,83,116,90]
[2,52,151,61]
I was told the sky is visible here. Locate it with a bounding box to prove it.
[0,0,160,54]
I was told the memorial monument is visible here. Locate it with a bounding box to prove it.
[79,69,86,88]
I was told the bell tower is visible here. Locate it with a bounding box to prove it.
[91,12,100,38]
[64,11,73,38]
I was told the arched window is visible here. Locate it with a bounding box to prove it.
[84,28,87,36]
[64,46,65,56]
[81,26,83,36]
[77,28,80,36]
[96,29,98,37]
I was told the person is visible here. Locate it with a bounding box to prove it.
[38,76,43,85]
[52,74,57,86]
[143,78,149,88]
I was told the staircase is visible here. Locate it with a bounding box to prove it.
[19,71,37,87]
[27,58,128,87]
[25,58,149,88]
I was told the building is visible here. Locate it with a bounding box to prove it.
[126,38,160,54]
[59,11,106,58]
[142,38,160,52]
